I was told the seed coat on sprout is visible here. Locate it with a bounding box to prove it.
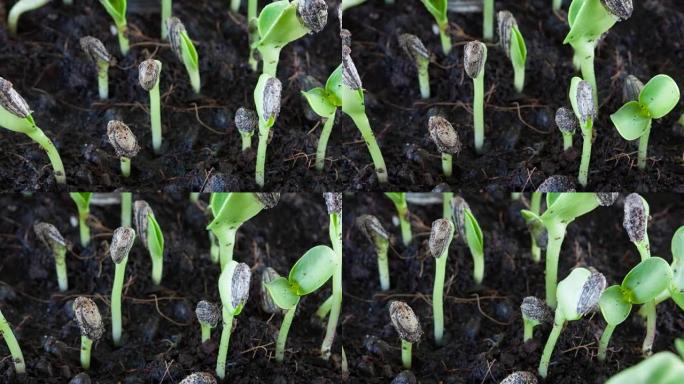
[389,301,422,369]
[107,120,139,178]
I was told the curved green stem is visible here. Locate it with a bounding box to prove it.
[7,0,50,35]
[473,75,485,154]
[0,309,26,374]
[201,324,211,343]
[81,336,93,370]
[321,213,343,359]
[523,320,536,342]
[347,112,389,183]
[377,241,390,291]
[77,208,90,247]
[577,45,598,110]
[255,121,270,187]
[215,308,234,379]
[578,120,593,188]
[259,45,282,77]
[149,84,162,154]
[209,232,220,264]
[116,24,130,55]
[25,128,67,184]
[397,202,412,247]
[111,259,127,346]
[161,0,172,39]
[315,295,333,319]
[642,301,656,356]
[439,24,452,55]
[539,313,565,378]
[316,114,336,172]
[97,61,109,100]
[433,253,447,345]
[529,192,542,263]
[276,302,298,362]
[637,120,652,170]
[401,340,412,369]
[442,153,452,177]
[598,323,616,361]
[54,247,68,292]
[120,157,131,178]
[545,222,567,309]
[417,59,430,99]
[121,192,132,227]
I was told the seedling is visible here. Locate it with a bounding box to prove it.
[161,0,172,39]
[598,257,672,360]
[555,107,578,151]
[300,68,341,171]
[358,214,390,291]
[384,192,412,246]
[564,0,633,108]
[107,120,140,177]
[109,226,135,346]
[99,0,129,55]
[138,59,163,154]
[320,193,343,359]
[521,193,617,308]
[134,200,165,285]
[568,77,596,187]
[389,301,423,369]
[0,77,67,184]
[180,372,217,384]
[606,352,684,384]
[429,218,454,345]
[483,0,494,40]
[428,116,462,177]
[235,107,257,151]
[501,372,538,384]
[538,267,606,378]
[73,297,104,370]
[498,11,527,93]
[207,193,279,269]
[168,17,201,94]
[525,192,543,263]
[398,34,431,99]
[450,196,485,284]
[215,261,251,379]
[7,0,49,34]
[340,30,389,183]
[80,36,112,100]
[0,308,26,374]
[464,41,487,154]
[252,0,328,76]
[623,193,651,260]
[69,193,93,247]
[419,0,451,54]
[34,222,69,292]
[521,296,549,342]
[195,300,220,343]
[265,245,337,362]
[610,74,680,170]
[260,267,283,314]
[254,74,282,187]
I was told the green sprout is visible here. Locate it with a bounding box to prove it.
[464,41,487,154]
[252,0,328,76]
[215,261,251,379]
[358,214,390,291]
[0,77,67,184]
[7,0,49,35]
[161,0,172,39]
[419,0,451,54]
[99,0,129,55]
[525,192,543,263]
[564,0,632,108]
[73,296,104,370]
[429,218,454,345]
[69,193,93,247]
[134,200,165,285]
[121,192,132,227]
[384,192,412,246]
[207,193,279,269]
[606,351,684,384]
[319,193,343,359]
[610,74,681,170]
[398,34,431,99]
[483,0,494,40]
[106,120,140,178]
[0,308,26,374]
[389,301,423,370]
[598,257,672,361]
[555,107,578,151]
[80,36,112,100]
[538,267,606,378]
[138,59,163,154]
[520,296,549,342]
[234,107,257,152]
[254,74,282,187]
[34,222,69,292]
[109,226,135,346]
[451,196,485,284]
[521,192,617,308]
[301,68,342,172]
[265,245,337,362]
[180,372,217,384]
[230,0,241,13]
[168,17,201,94]
[428,116,462,177]
[498,11,527,93]
[568,77,596,187]
[195,300,220,343]
[341,30,389,183]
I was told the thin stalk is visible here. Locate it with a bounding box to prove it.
[97,60,109,100]
[636,241,651,261]
[538,314,565,378]
[81,336,93,370]
[276,303,298,362]
[316,114,336,171]
[120,157,131,178]
[321,214,343,359]
[260,46,282,77]
[217,227,238,270]
[523,320,535,342]
[111,258,127,346]
[513,65,525,93]
[553,0,562,11]
[255,120,269,187]
[116,24,129,55]
[25,128,67,184]
[77,208,90,247]
[0,309,26,374]
[562,133,573,150]
[442,192,453,220]
[230,0,241,12]
[545,222,567,309]
[150,83,162,154]
[578,45,598,110]
[442,153,452,177]
[642,301,656,356]
[578,119,593,188]
[215,308,235,379]
[397,202,411,247]
[248,0,257,27]
[473,74,485,154]
[121,192,132,227]
[151,253,163,286]
[401,340,412,369]
[315,295,333,319]
[8,0,51,34]
[209,232,220,264]
[637,120,652,170]
[598,323,616,361]
[439,23,452,55]
[240,133,251,151]
[433,253,447,345]
[189,68,201,95]
[201,324,211,343]
[472,248,484,285]
[418,60,430,99]
[377,241,390,291]
[55,246,68,292]
[161,0,172,39]
[483,0,494,40]
[529,192,541,263]
[348,112,389,183]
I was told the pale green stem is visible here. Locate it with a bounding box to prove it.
[636,240,651,261]
[562,133,573,151]
[78,208,90,247]
[117,24,130,56]
[642,301,656,356]
[151,251,163,286]
[248,0,257,27]
[483,0,494,40]
[316,113,336,171]
[348,112,389,183]
[230,0,241,12]
[442,153,452,177]
[255,120,270,187]
[513,65,525,93]
[120,157,131,178]
[81,336,93,370]
[442,192,453,220]
[433,253,447,345]
[276,303,298,362]
[209,232,220,264]
[111,258,127,346]
[439,23,452,55]
[54,247,68,292]
[417,59,430,99]
[396,202,411,247]
[315,295,333,319]
[121,192,132,227]
[217,227,238,270]
[25,128,67,184]
[598,323,616,361]
[578,45,598,110]
[161,0,172,39]
[545,223,567,309]
[523,320,536,342]
[637,120,652,170]
[189,67,201,95]
[201,324,211,343]
[473,74,485,154]
[401,340,412,369]
[529,192,541,263]
[189,192,199,203]
[97,60,109,100]
[321,213,343,359]
[578,119,593,188]
[538,313,565,378]
[259,46,282,77]
[552,0,562,11]
[472,247,484,285]
[0,309,26,374]
[377,241,390,291]
[150,84,162,154]
[8,0,50,34]
[215,308,234,379]
[240,133,252,151]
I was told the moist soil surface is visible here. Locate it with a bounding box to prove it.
[1,192,682,383]
[0,1,683,192]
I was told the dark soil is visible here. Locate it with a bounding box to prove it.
[1,192,682,383]
[1,1,683,192]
